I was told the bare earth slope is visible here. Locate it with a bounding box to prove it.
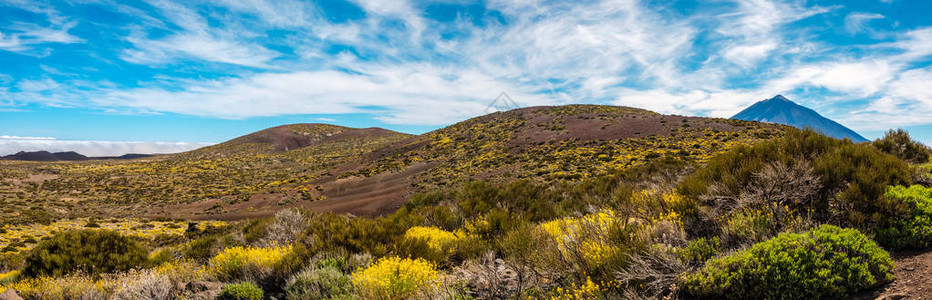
[855,250,932,299]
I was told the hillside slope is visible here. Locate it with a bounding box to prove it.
[296,105,785,216]
[182,123,402,157]
[0,124,411,223]
[732,95,868,142]
[0,105,786,222]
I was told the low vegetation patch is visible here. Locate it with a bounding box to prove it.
[22,229,150,278]
[351,256,440,299]
[875,185,932,250]
[681,225,894,299]
[208,244,294,282]
[219,282,264,300]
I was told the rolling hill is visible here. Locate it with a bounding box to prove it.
[732,95,868,142]
[1,151,153,161]
[0,105,787,223]
[2,151,88,161]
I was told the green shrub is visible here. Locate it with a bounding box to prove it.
[677,237,722,265]
[150,248,175,266]
[873,129,931,164]
[22,229,150,277]
[219,282,264,300]
[875,185,932,250]
[680,225,893,299]
[814,143,912,229]
[678,129,912,231]
[285,266,352,299]
[0,252,25,272]
[678,129,841,199]
[182,234,222,262]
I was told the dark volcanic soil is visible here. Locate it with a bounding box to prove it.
[855,250,932,299]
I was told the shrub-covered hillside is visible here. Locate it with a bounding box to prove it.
[351,105,784,190]
[0,124,411,223]
[3,124,930,299]
[0,105,785,223]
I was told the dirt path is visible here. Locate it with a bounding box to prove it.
[855,250,932,299]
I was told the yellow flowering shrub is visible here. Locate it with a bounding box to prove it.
[1,275,115,299]
[540,210,621,266]
[0,270,20,294]
[208,244,293,281]
[0,270,18,282]
[549,277,605,300]
[627,190,688,225]
[352,256,440,299]
[1,276,50,296]
[0,218,228,254]
[155,259,207,283]
[403,226,461,254]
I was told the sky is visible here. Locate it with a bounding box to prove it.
[1,0,931,156]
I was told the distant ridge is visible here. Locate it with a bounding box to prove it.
[2,150,152,161]
[732,95,868,142]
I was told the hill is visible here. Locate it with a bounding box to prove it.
[2,151,154,161]
[0,105,786,223]
[199,105,785,218]
[184,123,403,158]
[732,95,868,142]
[0,124,412,223]
[2,151,88,161]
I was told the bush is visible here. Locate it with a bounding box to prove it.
[875,185,932,250]
[873,129,931,164]
[0,270,19,285]
[6,273,113,299]
[208,244,293,282]
[814,143,913,229]
[262,208,308,246]
[351,256,439,299]
[219,282,264,300]
[182,234,222,262]
[677,237,722,265]
[678,129,912,231]
[22,229,150,277]
[112,270,174,300]
[539,210,625,268]
[398,226,462,263]
[680,225,893,299]
[285,266,352,299]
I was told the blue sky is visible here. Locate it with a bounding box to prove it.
[1,0,931,155]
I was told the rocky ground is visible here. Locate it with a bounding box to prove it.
[856,250,932,299]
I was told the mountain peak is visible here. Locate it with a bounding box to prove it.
[732,95,868,143]
[767,94,792,103]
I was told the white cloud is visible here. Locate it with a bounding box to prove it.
[844,12,885,35]
[0,1,82,54]
[0,22,82,54]
[723,41,778,67]
[0,138,214,157]
[122,32,279,67]
[613,89,770,118]
[766,61,895,96]
[0,135,56,140]
[92,64,552,125]
[119,0,280,67]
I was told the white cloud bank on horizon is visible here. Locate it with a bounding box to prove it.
[0,137,214,157]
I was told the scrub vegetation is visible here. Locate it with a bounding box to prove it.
[1,105,931,299]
